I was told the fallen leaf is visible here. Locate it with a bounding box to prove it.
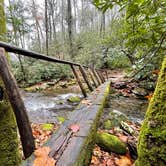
[118,135,128,143]
[152,69,160,75]
[33,147,56,166]
[81,99,92,105]
[144,93,153,100]
[115,156,132,166]
[69,124,80,133]
[34,147,50,157]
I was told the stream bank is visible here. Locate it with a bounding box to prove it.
[90,70,149,166]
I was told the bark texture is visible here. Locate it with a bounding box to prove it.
[136,57,166,166]
[0,1,21,165]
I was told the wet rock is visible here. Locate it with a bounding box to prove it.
[120,121,136,136]
[132,87,148,98]
[102,110,129,130]
[57,116,65,124]
[104,120,113,130]
[59,82,68,88]
[67,96,81,103]
[113,82,127,89]
[96,132,127,155]
[139,81,155,91]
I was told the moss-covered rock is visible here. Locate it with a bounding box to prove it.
[41,123,54,130]
[102,110,128,130]
[96,132,127,155]
[67,96,81,103]
[57,116,65,123]
[103,120,113,130]
[135,58,166,166]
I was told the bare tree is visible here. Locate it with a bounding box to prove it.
[67,0,74,58]
[45,0,49,55]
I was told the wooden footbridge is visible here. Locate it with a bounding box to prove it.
[0,41,110,166]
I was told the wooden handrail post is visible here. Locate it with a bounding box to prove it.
[0,48,35,158]
[79,66,93,91]
[101,71,106,82]
[97,70,104,83]
[105,70,108,80]
[88,68,98,88]
[91,68,101,85]
[70,64,87,97]
[98,71,105,83]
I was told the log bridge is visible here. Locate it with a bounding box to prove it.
[0,41,110,166]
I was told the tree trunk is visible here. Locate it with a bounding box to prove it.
[0,0,21,165]
[135,57,166,166]
[45,0,49,55]
[67,0,74,58]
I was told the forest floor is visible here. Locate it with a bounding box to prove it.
[90,70,149,166]
[21,70,151,165]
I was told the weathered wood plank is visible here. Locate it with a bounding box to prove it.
[0,48,35,158]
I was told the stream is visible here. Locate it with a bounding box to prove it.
[21,91,82,123]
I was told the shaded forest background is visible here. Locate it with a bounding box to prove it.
[2,0,166,87]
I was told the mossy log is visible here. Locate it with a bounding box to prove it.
[136,58,166,166]
[96,132,127,155]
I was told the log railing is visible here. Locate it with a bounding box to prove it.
[0,41,108,159]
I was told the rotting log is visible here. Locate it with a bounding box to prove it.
[79,65,93,91]
[0,48,35,158]
[71,64,87,98]
[88,69,98,88]
[22,81,111,166]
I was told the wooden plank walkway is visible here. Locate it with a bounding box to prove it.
[22,81,111,166]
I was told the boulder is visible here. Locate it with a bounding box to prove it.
[96,132,127,155]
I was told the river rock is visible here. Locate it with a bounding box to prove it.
[102,110,129,130]
[132,87,148,98]
[67,96,81,103]
[96,132,127,155]
[120,121,135,136]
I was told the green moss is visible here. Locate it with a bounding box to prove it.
[96,132,127,155]
[57,116,65,123]
[74,82,111,166]
[0,100,21,165]
[0,1,21,165]
[104,120,113,130]
[136,58,166,166]
[41,123,54,130]
[67,96,81,103]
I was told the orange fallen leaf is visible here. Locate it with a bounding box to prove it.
[33,147,56,166]
[118,135,128,143]
[69,124,80,133]
[115,156,132,166]
[152,69,160,75]
[34,147,50,157]
[144,93,153,100]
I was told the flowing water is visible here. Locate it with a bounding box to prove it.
[21,91,82,123]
